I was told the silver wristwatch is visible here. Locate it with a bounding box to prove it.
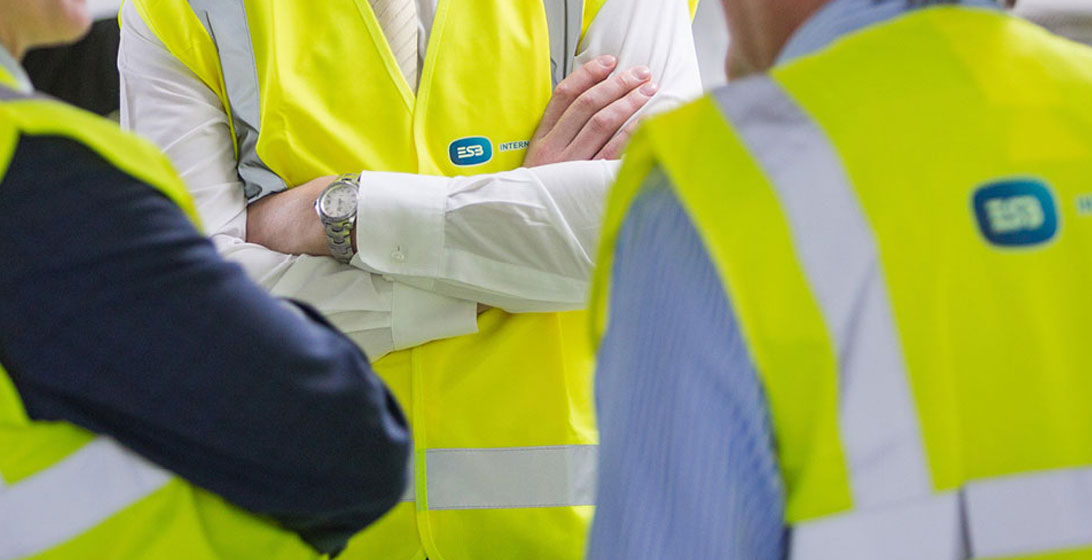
[314,173,360,264]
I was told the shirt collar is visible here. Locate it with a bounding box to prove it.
[778,0,1002,65]
[0,44,33,93]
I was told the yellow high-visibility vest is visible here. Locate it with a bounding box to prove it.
[127,1,694,558]
[593,6,1092,559]
[0,76,322,560]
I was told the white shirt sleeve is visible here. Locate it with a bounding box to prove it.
[353,0,703,312]
[118,0,701,344]
[117,2,478,359]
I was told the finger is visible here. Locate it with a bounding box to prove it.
[568,80,657,160]
[594,117,644,161]
[534,55,618,140]
[552,65,652,147]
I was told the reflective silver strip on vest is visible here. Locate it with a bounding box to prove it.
[0,438,172,560]
[966,466,1092,558]
[0,84,49,102]
[791,466,1092,559]
[185,0,577,194]
[544,0,583,88]
[187,0,286,203]
[714,78,932,509]
[0,85,27,101]
[410,445,597,510]
[791,492,964,560]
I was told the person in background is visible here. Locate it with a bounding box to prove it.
[22,18,120,116]
[119,0,701,558]
[0,1,409,558]
[588,0,1092,558]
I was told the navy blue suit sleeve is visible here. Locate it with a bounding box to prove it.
[0,135,410,555]
[587,175,787,560]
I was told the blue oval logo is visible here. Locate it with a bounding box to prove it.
[449,137,493,167]
[973,179,1058,247]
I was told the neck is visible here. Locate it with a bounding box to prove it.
[765,0,831,66]
[728,0,831,75]
[0,26,25,61]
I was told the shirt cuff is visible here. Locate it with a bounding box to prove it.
[353,170,449,277]
[390,282,479,350]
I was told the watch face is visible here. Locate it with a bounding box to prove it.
[321,184,357,221]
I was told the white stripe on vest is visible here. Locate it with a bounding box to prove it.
[399,445,598,509]
[710,76,1092,560]
[0,437,172,560]
[791,466,1092,559]
[714,77,933,509]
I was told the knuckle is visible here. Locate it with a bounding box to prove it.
[625,92,648,112]
[589,112,616,134]
[580,59,602,73]
[554,81,576,100]
[581,58,612,77]
[529,144,558,165]
[574,92,600,113]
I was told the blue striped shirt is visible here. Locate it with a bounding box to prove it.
[587,1,997,559]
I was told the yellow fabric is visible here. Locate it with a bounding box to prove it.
[591,98,854,523]
[0,78,318,559]
[0,70,19,90]
[25,481,320,560]
[127,0,238,156]
[994,547,1092,560]
[592,4,1092,553]
[130,1,604,559]
[774,6,1092,493]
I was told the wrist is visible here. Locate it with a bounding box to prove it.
[313,174,361,263]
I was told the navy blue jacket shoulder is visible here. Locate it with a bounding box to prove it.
[0,134,410,555]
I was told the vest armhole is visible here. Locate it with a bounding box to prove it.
[128,0,238,160]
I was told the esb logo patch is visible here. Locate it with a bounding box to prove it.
[449,137,493,167]
[972,179,1059,247]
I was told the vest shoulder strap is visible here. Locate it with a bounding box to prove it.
[0,83,200,225]
[0,85,49,103]
[187,0,287,204]
[544,0,584,88]
[182,0,585,202]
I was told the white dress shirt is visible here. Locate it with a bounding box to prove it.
[118,0,702,360]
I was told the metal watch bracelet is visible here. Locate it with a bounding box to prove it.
[315,174,360,264]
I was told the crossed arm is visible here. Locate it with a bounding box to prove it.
[119,0,702,359]
[246,56,664,262]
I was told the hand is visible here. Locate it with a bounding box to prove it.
[246,175,338,257]
[524,55,658,166]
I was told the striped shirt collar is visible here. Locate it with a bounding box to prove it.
[779,0,1002,64]
[0,45,33,93]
